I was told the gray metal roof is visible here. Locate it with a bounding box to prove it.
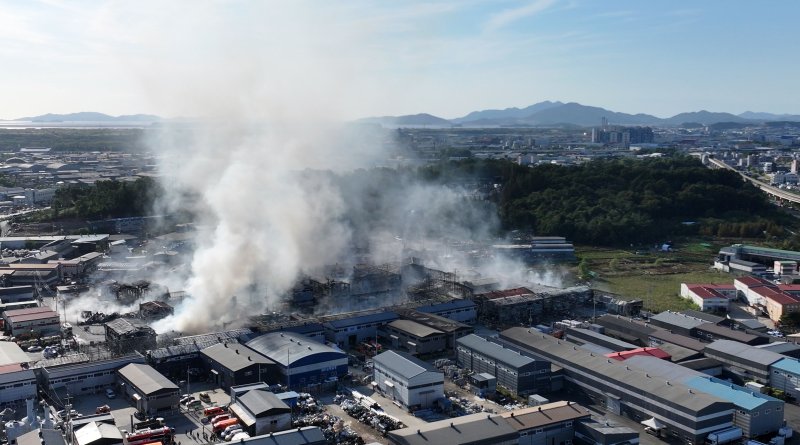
[0,342,29,366]
[649,311,707,330]
[201,343,270,371]
[458,334,537,369]
[173,328,253,346]
[322,311,398,329]
[680,310,725,324]
[500,327,730,414]
[18,429,66,445]
[704,340,784,366]
[118,363,178,395]
[105,317,153,336]
[387,319,444,338]
[696,323,767,343]
[756,342,800,355]
[238,390,291,417]
[0,366,36,385]
[245,332,343,367]
[387,412,517,445]
[373,350,441,380]
[240,427,325,445]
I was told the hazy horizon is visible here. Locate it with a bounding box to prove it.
[1,1,799,120]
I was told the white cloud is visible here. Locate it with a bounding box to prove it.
[484,0,558,32]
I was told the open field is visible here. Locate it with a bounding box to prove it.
[576,241,735,313]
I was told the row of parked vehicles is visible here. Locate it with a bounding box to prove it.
[202,405,250,441]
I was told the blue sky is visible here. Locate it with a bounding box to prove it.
[1,0,798,119]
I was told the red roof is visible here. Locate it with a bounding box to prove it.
[478,287,533,299]
[605,347,671,361]
[735,276,773,287]
[686,285,729,300]
[0,364,25,374]
[779,284,800,293]
[4,306,53,317]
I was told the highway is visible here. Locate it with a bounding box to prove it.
[707,157,800,204]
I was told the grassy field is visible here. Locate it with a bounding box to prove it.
[576,240,735,313]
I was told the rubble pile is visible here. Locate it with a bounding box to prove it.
[446,392,487,415]
[291,393,363,445]
[334,394,404,434]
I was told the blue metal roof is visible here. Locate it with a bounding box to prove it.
[684,376,778,411]
[323,311,398,329]
[772,357,800,376]
[417,299,476,313]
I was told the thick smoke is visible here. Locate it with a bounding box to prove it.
[131,3,570,334]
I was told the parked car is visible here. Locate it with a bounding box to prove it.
[27,345,43,352]
[105,388,116,399]
[198,392,211,403]
[223,428,243,441]
[187,400,203,410]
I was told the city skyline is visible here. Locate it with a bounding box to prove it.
[1,0,798,120]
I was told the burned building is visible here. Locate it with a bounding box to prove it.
[475,285,592,327]
[104,318,157,354]
[138,301,174,320]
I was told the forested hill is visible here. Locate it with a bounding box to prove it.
[420,157,785,246]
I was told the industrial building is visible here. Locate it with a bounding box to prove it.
[117,363,180,416]
[236,427,325,445]
[0,342,30,366]
[0,364,37,413]
[373,350,444,410]
[679,284,735,311]
[104,318,157,354]
[387,412,518,445]
[382,319,447,355]
[38,353,146,396]
[395,308,473,349]
[245,332,347,390]
[702,340,784,384]
[229,386,292,436]
[648,311,707,337]
[3,306,60,336]
[0,286,35,303]
[200,342,274,389]
[499,327,735,445]
[499,401,591,445]
[416,299,477,324]
[769,357,800,401]
[322,311,398,348]
[456,334,553,396]
[694,323,768,345]
[564,327,638,352]
[475,285,592,326]
[734,276,800,322]
[624,355,784,438]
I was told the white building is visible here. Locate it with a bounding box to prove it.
[679,284,735,311]
[373,350,443,410]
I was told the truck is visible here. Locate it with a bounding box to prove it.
[706,427,743,445]
[212,418,239,434]
[125,427,175,445]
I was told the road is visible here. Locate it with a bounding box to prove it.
[708,157,800,204]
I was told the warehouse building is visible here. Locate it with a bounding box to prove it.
[229,387,292,436]
[117,363,180,416]
[200,342,274,389]
[703,340,783,384]
[236,427,325,445]
[694,323,768,345]
[769,357,800,401]
[395,308,473,349]
[416,299,477,324]
[373,350,444,410]
[499,401,591,445]
[322,311,398,348]
[624,355,784,438]
[648,311,706,337]
[680,284,735,312]
[456,334,552,396]
[382,319,447,355]
[387,412,518,445]
[0,286,36,303]
[37,353,146,396]
[245,332,347,390]
[564,327,638,352]
[499,327,735,445]
[104,318,157,354]
[3,306,60,336]
[0,364,37,414]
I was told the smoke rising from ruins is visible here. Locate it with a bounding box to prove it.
[134,3,565,334]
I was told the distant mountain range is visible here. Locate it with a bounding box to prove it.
[10,112,162,122]
[360,102,800,127]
